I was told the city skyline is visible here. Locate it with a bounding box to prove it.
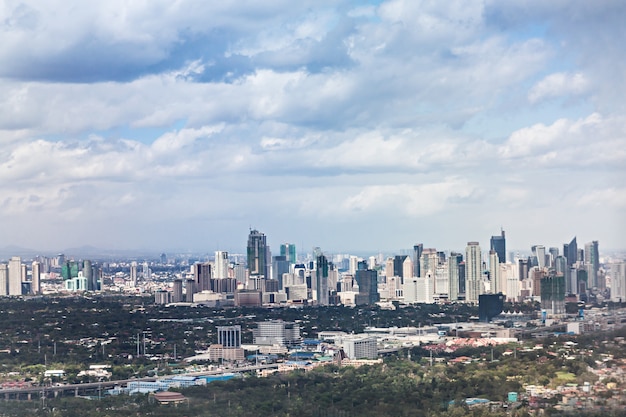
[0,1,625,253]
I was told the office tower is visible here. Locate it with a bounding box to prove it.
[465,242,482,302]
[490,229,506,264]
[478,294,504,322]
[420,248,438,278]
[541,274,565,315]
[532,245,546,269]
[61,260,78,281]
[518,259,529,280]
[393,255,409,279]
[172,279,183,303]
[83,260,93,291]
[186,277,196,301]
[548,247,559,267]
[280,243,297,264]
[402,257,413,281]
[448,253,462,301]
[368,256,377,269]
[31,261,41,295]
[458,261,466,296]
[502,263,519,301]
[315,253,329,306]
[610,263,626,302]
[160,253,167,265]
[130,261,138,287]
[218,325,242,348]
[247,229,270,280]
[233,263,247,285]
[584,241,599,288]
[252,320,301,346]
[0,264,8,296]
[434,263,449,297]
[385,258,394,280]
[215,251,229,279]
[488,250,500,294]
[349,256,359,275]
[341,336,378,360]
[564,237,577,267]
[8,257,22,296]
[143,261,150,281]
[355,269,380,305]
[413,244,423,278]
[193,262,211,292]
[272,255,290,290]
[154,289,170,305]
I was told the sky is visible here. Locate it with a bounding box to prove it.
[0,0,625,256]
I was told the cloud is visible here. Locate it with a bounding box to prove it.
[0,1,624,251]
[528,72,590,103]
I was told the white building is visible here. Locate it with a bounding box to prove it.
[465,242,482,303]
[340,336,377,360]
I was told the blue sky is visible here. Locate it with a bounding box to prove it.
[0,0,624,255]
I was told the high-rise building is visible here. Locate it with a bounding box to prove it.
[252,320,301,347]
[532,245,546,269]
[541,274,565,315]
[280,243,297,264]
[31,261,41,295]
[272,255,290,290]
[610,263,626,303]
[584,241,599,288]
[393,255,409,280]
[172,279,184,303]
[420,248,438,278]
[247,229,270,281]
[8,257,22,296]
[465,242,482,303]
[355,269,379,305]
[130,261,138,287]
[564,237,577,267]
[0,264,8,296]
[142,261,150,281]
[490,229,506,264]
[448,252,463,301]
[488,250,500,294]
[193,262,212,292]
[218,325,242,348]
[215,251,229,279]
[315,253,329,306]
[413,244,423,278]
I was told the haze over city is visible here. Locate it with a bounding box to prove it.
[1,1,625,254]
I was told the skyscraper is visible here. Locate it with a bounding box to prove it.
[280,243,297,264]
[489,250,500,294]
[584,241,599,288]
[247,229,270,280]
[565,237,577,267]
[315,252,329,306]
[0,264,8,296]
[413,244,423,278]
[130,261,138,287]
[465,242,482,303]
[355,269,379,305]
[448,252,463,301]
[193,262,212,292]
[490,229,506,264]
[8,257,22,296]
[31,261,41,295]
[215,251,229,279]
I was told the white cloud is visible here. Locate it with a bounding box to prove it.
[528,72,590,103]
